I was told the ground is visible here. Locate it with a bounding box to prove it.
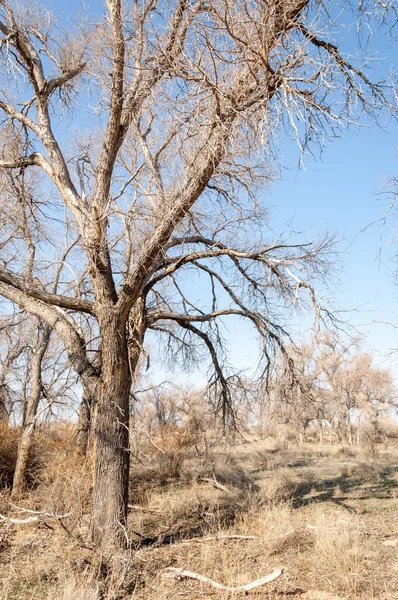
[0,430,398,599]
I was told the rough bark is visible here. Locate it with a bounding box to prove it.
[0,385,8,424]
[11,326,50,500]
[77,389,93,456]
[89,310,132,549]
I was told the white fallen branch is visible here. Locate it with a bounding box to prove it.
[165,567,284,591]
[198,475,234,495]
[0,513,40,524]
[128,504,163,515]
[1,504,72,524]
[180,534,258,544]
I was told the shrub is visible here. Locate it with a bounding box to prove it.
[0,422,19,487]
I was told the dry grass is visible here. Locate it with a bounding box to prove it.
[1,427,398,599]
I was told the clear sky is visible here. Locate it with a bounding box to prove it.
[269,123,398,361]
[37,1,398,382]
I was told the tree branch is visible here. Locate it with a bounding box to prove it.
[0,267,94,315]
[0,282,99,394]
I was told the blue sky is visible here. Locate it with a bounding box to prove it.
[199,119,398,380]
[37,0,398,381]
[270,123,398,359]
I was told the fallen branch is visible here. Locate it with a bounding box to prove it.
[2,504,72,523]
[0,513,41,524]
[165,567,284,591]
[198,474,234,495]
[128,504,163,515]
[180,534,258,544]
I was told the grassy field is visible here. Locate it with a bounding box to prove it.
[1,428,398,599]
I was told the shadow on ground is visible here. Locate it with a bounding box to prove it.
[291,464,398,511]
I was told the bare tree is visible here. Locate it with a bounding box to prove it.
[262,335,397,446]
[11,322,50,499]
[259,341,330,443]
[0,309,78,495]
[338,352,396,450]
[0,312,30,423]
[0,0,396,549]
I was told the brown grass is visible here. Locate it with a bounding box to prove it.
[1,427,398,599]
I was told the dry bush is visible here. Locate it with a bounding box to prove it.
[154,425,198,480]
[0,422,19,487]
[350,461,385,484]
[198,451,258,493]
[128,480,240,545]
[0,422,62,489]
[254,448,288,471]
[255,471,297,506]
[33,422,93,525]
[0,422,93,542]
[304,425,322,443]
[336,445,357,458]
[239,500,295,537]
[262,424,297,444]
[0,422,97,600]
[378,416,398,441]
[131,424,200,483]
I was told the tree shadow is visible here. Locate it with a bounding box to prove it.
[128,462,398,549]
[291,464,398,511]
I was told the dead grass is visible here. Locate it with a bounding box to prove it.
[1,428,398,599]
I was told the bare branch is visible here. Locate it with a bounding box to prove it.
[0,267,94,315]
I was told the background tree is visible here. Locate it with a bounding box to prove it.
[0,312,30,423]
[260,335,397,445]
[0,0,396,548]
[11,322,51,499]
[0,309,78,496]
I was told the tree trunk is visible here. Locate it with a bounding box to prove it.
[370,405,379,456]
[347,422,353,446]
[89,310,132,550]
[0,384,9,424]
[11,327,50,500]
[319,426,323,445]
[77,389,93,456]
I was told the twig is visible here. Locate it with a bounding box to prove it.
[165,567,284,591]
[198,474,233,495]
[128,504,163,515]
[131,428,166,454]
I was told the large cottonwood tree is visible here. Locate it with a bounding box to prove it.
[0,0,395,548]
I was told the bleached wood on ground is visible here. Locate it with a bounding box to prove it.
[165,567,284,591]
[0,504,72,524]
[0,513,41,524]
[198,475,233,495]
[128,504,163,515]
[181,534,258,544]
